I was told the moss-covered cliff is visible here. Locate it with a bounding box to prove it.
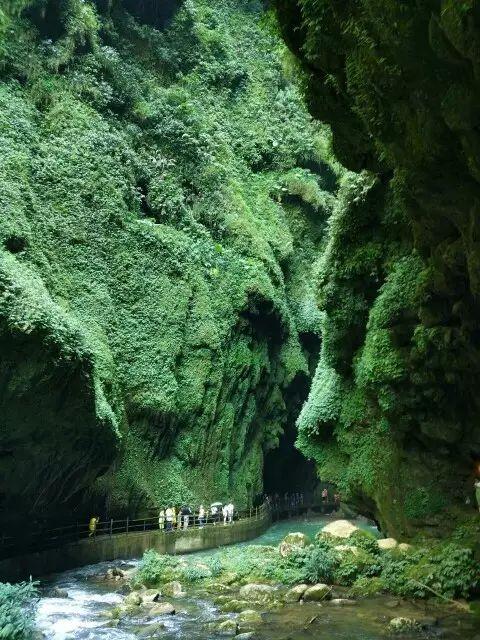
[276,0,480,536]
[0,0,339,527]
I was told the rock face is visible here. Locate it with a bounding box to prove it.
[276,0,480,537]
[0,0,331,529]
[322,520,359,539]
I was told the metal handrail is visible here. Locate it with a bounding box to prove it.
[0,503,271,560]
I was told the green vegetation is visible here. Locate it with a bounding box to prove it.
[275,0,480,536]
[135,528,480,600]
[0,0,336,524]
[0,581,38,640]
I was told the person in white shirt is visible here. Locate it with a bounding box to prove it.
[227,502,234,524]
[210,504,218,525]
[198,505,205,527]
[222,504,229,525]
[165,506,174,531]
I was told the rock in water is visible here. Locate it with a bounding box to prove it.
[46,587,68,599]
[377,538,398,550]
[389,617,420,633]
[162,581,185,597]
[238,610,263,625]
[147,602,176,616]
[303,584,331,602]
[284,584,309,603]
[239,584,276,602]
[330,598,356,606]
[321,520,359,538]
[124,591,143,606]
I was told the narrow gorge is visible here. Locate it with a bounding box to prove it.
[0,1,479,638]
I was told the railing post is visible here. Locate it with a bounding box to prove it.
[143,519,146,531]
[126,516,129,535]
[249,506,252,519]
[110,519,113,537]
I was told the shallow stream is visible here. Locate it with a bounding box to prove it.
[35,517,479,640]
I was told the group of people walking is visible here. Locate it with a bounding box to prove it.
[158,502,235,531]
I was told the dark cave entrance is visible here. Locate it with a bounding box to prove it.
[263,427,317,495]
[263,371,318,496]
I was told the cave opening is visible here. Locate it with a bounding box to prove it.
[263,372,318,496]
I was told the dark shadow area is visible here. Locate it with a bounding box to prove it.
[263,372,318,495]
[120,0,184,29]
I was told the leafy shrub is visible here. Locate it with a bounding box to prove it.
[404,488,447,519]
[303,546,337,584]
[0,581,38,640]
[348,576,385,598]
[334,549,380,586]
[136,550,177,587]
[378,542,480,599]
[348,529,380,556]
[208,557,224,577]
[181,564,212,582]
[406,544,480,599]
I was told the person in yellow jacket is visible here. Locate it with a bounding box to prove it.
[88,516,99,537]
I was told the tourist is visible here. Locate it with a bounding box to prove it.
[88,516,99,537]
[158,508,165,530]
[475,478,480,513]
[227,501,234,524]
[165,506,174,531]
[198,504,206,527]
[181,505,191,529]
[210,503,217,525]
[222,503,228,525]
[172,506,177,529]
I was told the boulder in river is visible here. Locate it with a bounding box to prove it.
[46,587,69,599]
[147,602,176,616]
[238,610,263,625]
[303,584,331,602]
[135,622,166,637]
[106,567,125,580]
[389,617,420,633]
[235,633,256,640]
[284,584,309,603]
[217,618,239,635]
[321,520,359,538]
[330,598,357,606]
[219,599,250,613]
[162,581,185,598]
[125,591,143,606]
[239,584,276,602]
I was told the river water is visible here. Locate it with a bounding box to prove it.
[35,516,480,640]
